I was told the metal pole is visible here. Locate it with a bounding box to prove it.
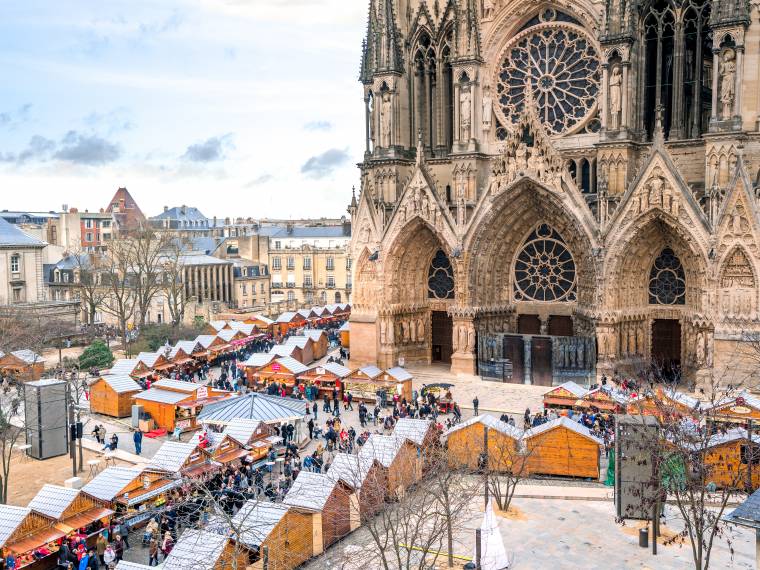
[748,420,754,493]
[68,401,76,478]
[77,409,84,473]
[475,529,482,570]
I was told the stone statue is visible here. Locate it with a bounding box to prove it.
[636,325,644,357]
[720,49,736,119]
[577,340,584,369]
[387,320,394,344]
[417,318,424,341]
[467,328,476,352]
[696,330,705,365]
[516,143,529,171]
[609,66,622,129]
[560,342,568,368]
[482,87,493,131]
[569,339,577,368]
[380,319,387,344]
[380,92,392,147]
[460,88,472,140]
[649,175,664,209]
[458,325,468,353]
[483,0,495,20]
[410,319,416,343]
[732,209,744,235]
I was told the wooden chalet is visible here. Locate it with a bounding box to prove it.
[698,429,760,490]
[107,358,151,380]
[132,379,230,432]
[145,441,218,479]
[284,335,315,364]
[524,417,603,479]
[393,418,439,473]
[297,308,320,325]
[444,415,523,472]
[89,375,143,418]
[169,341,203,366]
[163,529,253,570]
[28,485,113,550]
[574,388,629,413]
[217,328,247,345]
[232,502,313,570]
[136,352,173,374]
[269,343,304,364]
[708,394,760,426]
[189,431,250,467]
[0,350,45,381]
[628,389,703,419]
[327,453,387,523]
[284,471,354,552]
[221,418,274,463]
[241,352,277,382]
[358,434,419,498]
[343,366,413,403]
[543,382,589,411]
[204,320,229,335]
[338,321,349,348]
[274,312,306,336]
[194,334,232,361]
[0,505,60,570]
[253,357,309,391]
[297,362,353,401]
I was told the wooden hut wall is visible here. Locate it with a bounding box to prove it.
[133,397,182,431]
[6,512,55,547]
[358,464,387,519]
[90,381,138,418]
[387,442,420,497]
[311,335,328,360]
[340,329,349,348]
[321,482,353,549]
[447,424,521,473]
[525,427,600,479]
[703,440,760,490]
[260,510,314,570]
[220,542,252,569]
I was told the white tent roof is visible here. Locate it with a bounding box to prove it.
[393,418,434,446]
[283,471,337,512]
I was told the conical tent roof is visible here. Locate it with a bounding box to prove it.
[474,498,510,570]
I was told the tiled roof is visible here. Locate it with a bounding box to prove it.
[99,375,142,394]
[153,379,197,393]
[133,388,189,405]
[243,353,275,368]
[162,529,228,570]
[147,442,198,473]
[393,418,434,446]
[268,225,349,239]
[198,393,307,425]
[0,505,31,546]
[386,367,413,382]
[284,471,336,512]
[359,434,404,468]
[151,206,208,222]
[443,414,524,440]
[232,501,288,547]
[28,484,80,519]
[524,416,604,445]
[222,419,264,447]
[322,362,352,378]
[81,466,143,502]
[0,216,45,246]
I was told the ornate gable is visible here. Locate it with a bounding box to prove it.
[716,157,760,259]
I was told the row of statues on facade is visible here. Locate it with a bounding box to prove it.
[491,137,564,191]
[379,317,426,346]
[553,337,593,370]
[452,323,476,353]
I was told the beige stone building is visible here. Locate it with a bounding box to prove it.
[350,0,760,388]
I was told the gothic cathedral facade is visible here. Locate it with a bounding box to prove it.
[348,0,760,388]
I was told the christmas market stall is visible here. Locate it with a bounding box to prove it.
[194,334,232,364]
[297,362,353,402]
[0,350,45,382]
[326,453,387,521]
[707,393,760,427]
[145,441,219,480]
[338,321,349,348]
[28,485,113,552]
[542,382,589,412]
[574,388,630,414]
[283,336,315,364]
[0,505,62,570]
[343,366,413,405]
[221,418,275,463]
[136,352,174,375]
[241,353,276,383]
[106,359,150,380]
[204,320,229,335]
[162,528,254,570]
[269,343,303,364]
[523,417,603,479]
[169,340,203,367]
[358,434,420,498]
[89,375,143,418]
[252,357,309,392]
[444,415,523,472]
[274,312,307,337]
[697,428,760,490]
[217,328,247,346]
[303,330,329,360]
[283,471,354,552]
[393,418,439,472]
[81,466,182,528]
[132,379,231,433]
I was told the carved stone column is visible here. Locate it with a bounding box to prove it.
[595,322,617,381]
[710,48,720,125]
[601,63,609,130]
[449,307,477,376]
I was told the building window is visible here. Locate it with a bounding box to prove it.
[260,283,265,293]
[54,269,60,283]
[287,256,295,270]
[242,284,247,295]
[85,232,93,242]
[12,288,22,303]
[320,291,327,303]
[327,276,335,288]
[63,273,69,283]
[335,292,342,303]
[306,291,314,303]
[102,220,110,228]
[346,258,352,270]
[274,241,281,250]
[287,291,295,301]
[10,254,20,273]
[326,256,334,271]
[304,257,312,270]
[272,257,281,270]
[513,224,577,302]
[649,247,686,305]
[428,250,456,300]
[304,275,313,287]
[85,219,92,229]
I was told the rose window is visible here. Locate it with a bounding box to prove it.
[495,22,600,135]
[514,224,577,302]
[649,248,686,305]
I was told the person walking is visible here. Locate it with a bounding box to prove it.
[133,429,143,456]
[161,531,174,561]
[472,396,479,416]
[110,433,119,451]
[346,392,354,411]
[148,537,160,567]
[308,418,314,440]
[312,400,318,420]
[95,533,107,564]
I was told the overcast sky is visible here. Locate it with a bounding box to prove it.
[0,0,367,219]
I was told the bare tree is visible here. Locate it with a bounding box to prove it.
[132,229,170,327]
[483,429,533,514]
[162,237,190,326]
[99,237,138,355]
[69,250,108,325]
[0,394,23,504]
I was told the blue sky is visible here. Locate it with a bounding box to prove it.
[0,0,367,219]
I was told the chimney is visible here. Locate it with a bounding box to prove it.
[180,205,186,215]
[164,206,169,213]
[213,216,217,227]
[286,222,293,235]
[62,204,68,212]
[224,217,231,225]
[70,207,79,214]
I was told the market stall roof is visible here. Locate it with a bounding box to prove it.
[269,344,298,358]
[271,356,309,375]
[198,392,307,425]
[28,484,80,519]
[116,562,153,570]
[302,329,327,342]
[216,329,239,343]
[133,388,189,405]
[242,353,275,368]
[152,379,198,393]
[544,381,589,399]
[4,349,44,364]
[0,505,32,546]
[137,352,164,368]
[208,320,228,332]
[6,526,66,556]
[250,314,274,326]
[386,367,413,382]
[188,431,224,450]
[195,335,219,349]
[524,416,604,446]
[82,466,144,502]
[311,306,329,317]
[232,501,288,548]
[284,472,337,512]
[122,479,183,507]
[297,309,317,319]
[327,453,375,489]
[358,365,383,379]
[171,340,202,358]
[338,321,349,332]
[55,506,114,533]
[147,442,200,473]
[322,362,353,378]
[107,359,143,376]
[359,434,404,468]
[163,529,229,570]
[443,414,523,440]
[222,419,265,447]
[325,304,341,314]
[724,488,760,530]
[284,335,310,349]
[98,375,142,394]
[229,322,255,335]
[393,418,434,446]
[276,311,298,324]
